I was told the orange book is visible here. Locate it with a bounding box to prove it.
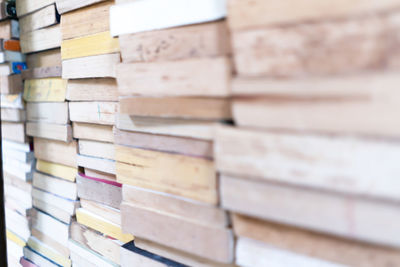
[1,39,20,51]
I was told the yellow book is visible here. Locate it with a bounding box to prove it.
[36,159,77,182]
[28,236,71,267]
[23,78,67,102]
[61,31,120,60]
[6,230,26,247]
[76,208,133,243]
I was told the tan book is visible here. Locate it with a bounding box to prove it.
[69,101,118,125]
[117,57,231,97]
[62,53,120,79]
[33,138,77,167]
[16,0,54,17]
[120,21,229,63]
[72,122,114,143]
[116,145,217,204]
[27,122,72,142]
[84,168,116,181]
[121,202,234,263]
[26,48,61,69]
[19,4,58,34]
[215,126,400,201]
[33,171,77,200]
[0,74,22,94]
[221,175,400,248]
[20,25,61,54]
[233,214,400,267]
[77,154,115,174]
[22,66,62,79]
[227,0,400,30]
[76,173,121,209]
[114,128,213,158]
[61,1,113,40]
[116,114,215,141]
[119,97,231,120]
[123,185,227,227]
[66,78,118,101]
[232,10,399,77]
[27,102,69,124]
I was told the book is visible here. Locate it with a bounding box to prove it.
[1,93,24,109]
[114,128,213,158]
[23,246,59,267]
[19,4,58,34]
[27,102,69,124]
[119,96,231,120]
[26,48,61,69]
[33,171,77,200]
[119,21,229,63]
[36,159,76,182]
[68,239,118,267]
[79,140,114,160]
[33,138,77,167]
[72,122,114,143]
[77,173,121,209]
[62,53,120,79]
[110,0,226,36]
[117,57,230,97]
[0,73,23,94]
[116,145,217,204]
[215,125,400,201]
[66,78,118,101]
[60,1,113,40]
[22,66,62,79]
[0,50,26,63]
[26,122,72,142]
[121,202,234,263]
[2,122,26,143]
[61,31,119,60]
[0,19,19,39]
[1,108,25,122]
[32,188,79,218]
[20,25,61,54]
[55,0,108,14]
[16,0,55,17]
[0,39,21,52]
[0,62,27,75]
[69,101,118,125]
[23,78,67,102]
[77,154,115,174]
[27,236,71,267]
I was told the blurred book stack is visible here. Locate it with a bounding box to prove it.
[57,0,131,265]
[214,1,400,266]
[110,0,235,266]
[0,1,31,266]
[17,0,78,266]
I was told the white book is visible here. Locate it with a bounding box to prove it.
[23,247,59,267]
[0,51,26,63]
[110,0,226,36]
[1,93,24,109]
[69,239,119,267]
[3,166,33,181]
[3,158,35,173]
[32,188,78,215]
[5,208,30,242]
[31,209,69,245]
[2,139,31,152]
[7,239,24,259]
[2,150,34,162]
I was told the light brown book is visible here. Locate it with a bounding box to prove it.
[231,10,399,77]
[121,202,234,263]
[0,74,22,94]
[215,125,400,201]
[233,214,400,267]
[114,128,213,158]
[227,0,400,30]
[117,57,231,97]
[26,48,61,69]
[27,102,69,124]
[61,0,113,40]
[120,21,230,63]
[27,122,72,142]
[62,53,120,79]
[119,97,231,120]
[221,175,400,248]
[76,173,121,209]
[33,138,77,167]
[19,4,58,34]
[72,122,114,143]
[84,168,116,181]
[116,145,217,204]
[21,66,62,79]
[77,154,115,174]
[69,101,118,125]
[33,171,77,200]
[66,78,118,101]
[79,140,114,160]
[20,25,61,54]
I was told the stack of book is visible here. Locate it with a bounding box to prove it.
[215,1,400,266]
[0,3,31,266]
[110,0,234,265]
[17,1,79,266]
[58,0,130,265]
